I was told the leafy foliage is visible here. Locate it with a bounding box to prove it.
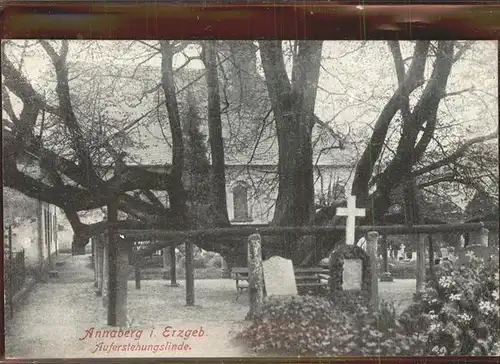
[464,190,499,221]
[182,91,211,206]
[235,295,425,356]
[400,253,500,355]
[236,252,499,356]
[3,188,39,228]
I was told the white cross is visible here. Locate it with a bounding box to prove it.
[336,195,366,245]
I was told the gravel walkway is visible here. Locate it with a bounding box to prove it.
[5,253,415,359]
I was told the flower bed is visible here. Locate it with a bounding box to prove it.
[234,294,425,356]
[235,251,499,356]
[399,252,499,355]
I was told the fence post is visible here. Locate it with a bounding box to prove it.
[185,239,195,306]
[96,236,104,297]
[134,248,141,290]
[169,245,179,287]
[382,235,388,272]
[480,223,489,247]
[54,213,58,256]
[116,239,130,327]
[92,237,98,288]
[366,231,379,313]
[161,247,170,279]
[379,235,393,282]
[107,200,118,326]
[161,247,168,279]
[102,235,109,307]
[415,234,427,297]
[246,233,264,320]
[428,234,436,281]
[106,200,129,327]
[8,225,14,318]
[21,249,26,291]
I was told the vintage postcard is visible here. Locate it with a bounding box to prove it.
[2,5,499,360]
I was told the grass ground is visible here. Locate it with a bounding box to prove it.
[5,253,417,359]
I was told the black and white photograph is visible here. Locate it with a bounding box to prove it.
[2,39,499,358]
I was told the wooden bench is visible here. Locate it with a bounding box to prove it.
[232,267,250,301]
[231,267,330,300]
[294,267,330,295]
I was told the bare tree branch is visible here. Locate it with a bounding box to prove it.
[351,41,430,204]
[39,40,101,187]
[441,86,475,98]
[413,130,499,177]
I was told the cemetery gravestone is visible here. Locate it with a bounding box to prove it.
[398,244,406,260]
[342,259,362,290]
[328,244,372,306]
[411,252,417,261]
[262,256,298,296]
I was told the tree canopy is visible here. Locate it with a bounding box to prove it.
[2,40,497,263]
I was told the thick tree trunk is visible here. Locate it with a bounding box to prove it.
[160,41,188,229]
[259,40,323,264]
[203,40,230,227]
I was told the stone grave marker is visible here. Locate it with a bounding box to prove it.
[262,256,298,296]
[411,252,417,261]
[342,259,363,290]
[397,244,406,260]
[329,242,374,309]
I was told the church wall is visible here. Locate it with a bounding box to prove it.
[225,164,354,225]
[3,190,61,274]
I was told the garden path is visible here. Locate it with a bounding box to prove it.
[5,253,415,358]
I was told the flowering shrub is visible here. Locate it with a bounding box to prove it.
[235,250,499,356]
[400,251,500,355]
[234,295,426,356]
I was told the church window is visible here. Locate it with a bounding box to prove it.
[232,182,251,222]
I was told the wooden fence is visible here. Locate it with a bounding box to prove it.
[127,223,497,304]
[93,215,498,327]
